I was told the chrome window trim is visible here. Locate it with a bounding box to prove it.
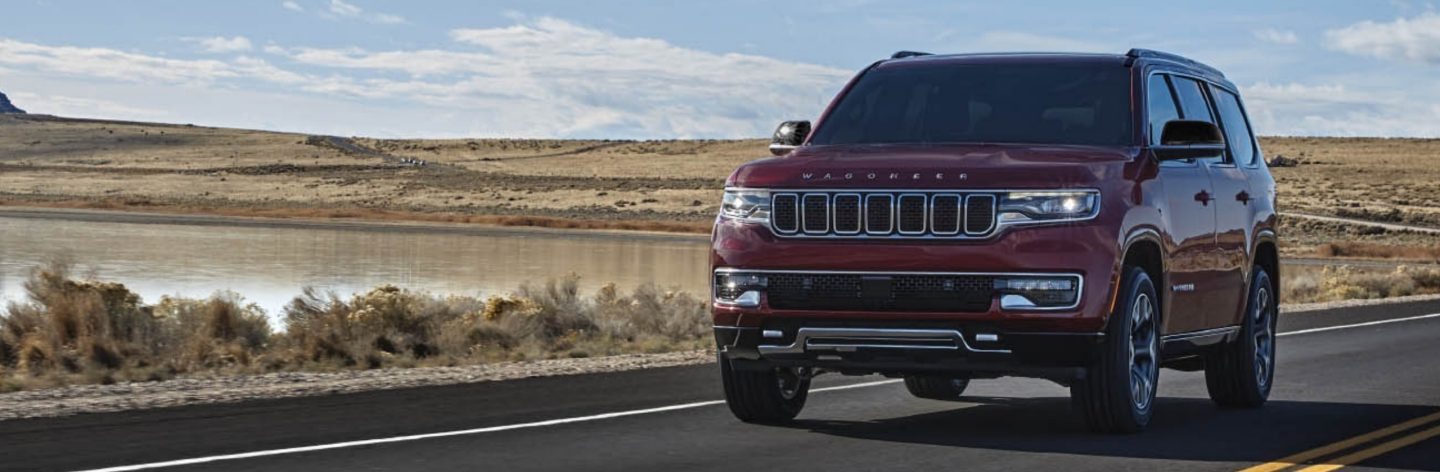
[770,193,800,235]
[896,193,928,235]
[831,193,863,235]
[864,194,894,235]
[713,268,1084,311]
[929,193,962,236]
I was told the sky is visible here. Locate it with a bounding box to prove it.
[1,0,1438,139]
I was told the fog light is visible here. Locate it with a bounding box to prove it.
[715,272,767,308]
[995,276,1080,310]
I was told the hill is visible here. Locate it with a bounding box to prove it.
[0,91,25,114]
[0,113,1437,254]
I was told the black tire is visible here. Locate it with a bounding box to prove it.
[1204,267,1277,408]
[903,375,971,401]
[719,354,810,423]
[1071,266,1160,434]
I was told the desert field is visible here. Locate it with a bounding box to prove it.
[2,114,1438,257]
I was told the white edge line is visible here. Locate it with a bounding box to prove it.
[77,379,901,472]
[73,312,1440,472]
[1278,312,1440,337]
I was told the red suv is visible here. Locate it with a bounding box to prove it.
[711,49,1279,433]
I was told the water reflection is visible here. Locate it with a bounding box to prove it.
[0,216,710,321]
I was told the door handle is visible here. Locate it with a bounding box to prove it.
[1194,190,1212,206]
[1236,191,1251,204]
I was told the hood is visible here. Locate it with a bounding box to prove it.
[727,143,1138,190]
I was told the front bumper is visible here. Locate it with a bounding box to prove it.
[711,218,1120,332]
[715,325,1101,381]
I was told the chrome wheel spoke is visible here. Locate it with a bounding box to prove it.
[1128,292,1157,410]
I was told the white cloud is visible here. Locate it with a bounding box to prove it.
[0,38,242,85]
[281,1,304,12]
[1325,12,1440,64]
[1242,82,1440,137]
[187,36,253,53]
[326,0,406,25]
[1253,28,1299,45]
[275,17,851,137]
[7,90,169,119]
[0,17,851,138]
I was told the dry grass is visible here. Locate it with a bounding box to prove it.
[1315,241,1440,262]
[1282,264,1440,304]
[0,264,709,391]
[1265,137,1440,229]
[3,115,1440,247]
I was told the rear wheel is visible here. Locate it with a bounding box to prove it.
[1071,266,1160,433]
[719,354,810,423]
[903,375,971,401]
[1205,267,1276,408]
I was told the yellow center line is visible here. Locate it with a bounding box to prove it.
[1294,424,1440,472]
[1237,410,1440,472]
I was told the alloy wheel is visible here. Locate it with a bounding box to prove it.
[1253,286,1275,389]
[1128,293,1159,411]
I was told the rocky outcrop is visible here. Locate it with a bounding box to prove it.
[0,90,26,114]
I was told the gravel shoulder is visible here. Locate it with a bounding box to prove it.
[0,350,714,421]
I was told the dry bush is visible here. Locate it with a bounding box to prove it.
[1284,265,1440,304]
[0,263,274,386]
[3,262,708,390]
[151,293,271,371]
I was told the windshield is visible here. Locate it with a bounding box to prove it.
[809,62,1133,147]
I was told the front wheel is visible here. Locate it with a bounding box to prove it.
[1071,266,1160,433]
[719,354,810,423]
[1204,267,1277,408]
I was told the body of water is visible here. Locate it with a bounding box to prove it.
[0,215,711,321]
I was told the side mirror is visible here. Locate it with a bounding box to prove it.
[769,120,810,156]
[1153,120,1226,161]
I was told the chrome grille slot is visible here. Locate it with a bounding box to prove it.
[965,195,997,235]
[930,195,961,235]
[767,190,1000,239]
[832,194,862,234]
[897,194,927,234]
[865,194,893,234]
[802,194,828,234]
[771,194,798,233]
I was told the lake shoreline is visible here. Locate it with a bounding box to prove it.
[0,205,710,244]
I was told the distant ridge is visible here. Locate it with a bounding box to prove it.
[0,90,26,114]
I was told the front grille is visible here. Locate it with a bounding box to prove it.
[770,191,999,238]
[767,273,995,312]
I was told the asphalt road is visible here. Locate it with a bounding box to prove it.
[4,301,1439,472]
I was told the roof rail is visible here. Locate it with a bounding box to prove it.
[1125,48,1224,78]
[890,50,932,59]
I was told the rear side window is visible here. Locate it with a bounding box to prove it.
[1210,86,1257,165]
[1171,77,1214,124]
[1146,75,1181,145]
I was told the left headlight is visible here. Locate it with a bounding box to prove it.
[719,189,771,224]
[998,190,1099,224]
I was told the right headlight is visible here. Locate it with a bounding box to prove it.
[718,189,771,224]
[998,190,1100,224]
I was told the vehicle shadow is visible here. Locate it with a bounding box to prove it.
[787,396,1440,470]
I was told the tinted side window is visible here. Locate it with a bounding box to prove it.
[1211,87,1257,165]
[1147,75,1181,145]
[1171,77,1214,124]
